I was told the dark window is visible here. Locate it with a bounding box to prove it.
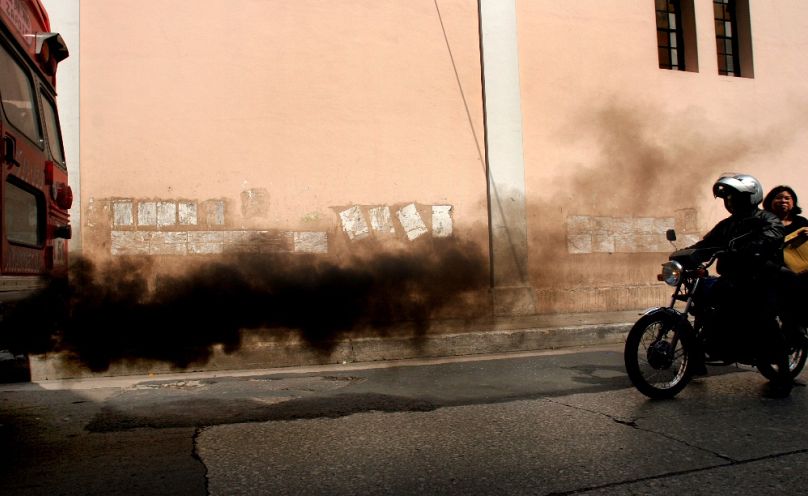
[656,0,685,70]
[41,93,65,164]
[0,44,42,143]
[5,179,44,247]
[714,0,741,76]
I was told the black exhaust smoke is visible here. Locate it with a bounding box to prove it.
[0,238,487,371]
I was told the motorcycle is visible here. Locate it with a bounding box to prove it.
[624,229,808,399]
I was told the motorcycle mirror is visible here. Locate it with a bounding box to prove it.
[728,231,751,249]
[666,229,677,242]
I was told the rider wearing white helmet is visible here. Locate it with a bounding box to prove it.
[695,173,783,276]
[690,173,791,392]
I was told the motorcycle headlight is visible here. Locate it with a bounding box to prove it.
[660,261,683,286]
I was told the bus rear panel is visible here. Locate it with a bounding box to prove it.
[0,0,71,304]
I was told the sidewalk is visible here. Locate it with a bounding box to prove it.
[25,309,643,381]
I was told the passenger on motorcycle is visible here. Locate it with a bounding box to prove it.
[689,174,792,387]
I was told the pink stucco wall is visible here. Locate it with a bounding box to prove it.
[78,0,808,313]
[80,0,486,234]
[516,0,808,310]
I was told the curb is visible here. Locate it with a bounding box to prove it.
[26,320,635,381]
[346,323,631,362]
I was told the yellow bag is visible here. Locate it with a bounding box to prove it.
[784,227,808,274]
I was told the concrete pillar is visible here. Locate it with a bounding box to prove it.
[478,0,536,315]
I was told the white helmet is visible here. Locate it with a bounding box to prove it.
[712,173,763,207]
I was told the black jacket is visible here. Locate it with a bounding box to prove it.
[691,209,785,278]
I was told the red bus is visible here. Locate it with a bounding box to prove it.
[0,0,71,307]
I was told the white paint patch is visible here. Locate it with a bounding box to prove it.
[138,202,157,226]
[178,202,197,225]
[188,243,223,255]
[679,233,701,246]
[397,203,428,241]
[431,205,453,238]
[566,215,592,234]
[205,200,225,226]
[187,231,225,254]
[157,202,177,226]
[149,242,188,256]
[241,188,269,218]
[294,232,328,253]
[369,206,395,234]
[111,230,298,256]
[151,232,188,245]
[149,231,188,255]
[111,231,151,255]
[112,200,133,226]
[188,231,225,243]
[591,233,615,253]
[566,215,691,254]
[339,206,370,240]
[566,234,593,254]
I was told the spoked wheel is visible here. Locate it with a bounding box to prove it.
[758,325,808,382]
[624,313,694,399]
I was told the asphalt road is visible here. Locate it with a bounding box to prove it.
[1,345,806,495]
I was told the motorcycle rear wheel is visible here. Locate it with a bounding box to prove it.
[624,313,694,399]
[757,326,808,382]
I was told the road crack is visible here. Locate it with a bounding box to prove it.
[191,426,211,496]
[545,397,736,463]
[545,448,808,495]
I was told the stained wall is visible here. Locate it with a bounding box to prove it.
[67,0,808,314]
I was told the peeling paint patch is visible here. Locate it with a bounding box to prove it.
[294,232,328,253]
[566,213,699,254]
[339,206,370,240]
[241,188,269,218]
[188,231,225,244]
[566,215,592,234]
[188,243,222,255]
[591,233,615,253]
[149,240,188,256]
[397,203,428,240]
[369,206,395,234]
[110,230,305,256]
[187,231,225,254]
[113,201,133,226]
[567,234,593,255]
[138,202,157,226]
[113,200,201,228]
[152,232,188,245]
[204,200,226,226]
[336,203,456,242]
[157,202,177,226]
[432,205,453,238]
[178,202,197,225]
[111,231,150,255]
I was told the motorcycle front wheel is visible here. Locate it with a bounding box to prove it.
[757,326,808,382]
[624,313,694,399]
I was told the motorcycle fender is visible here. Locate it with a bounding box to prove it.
[639,307,696,338]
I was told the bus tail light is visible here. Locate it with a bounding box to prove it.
[45,161,72,209]
[53,183,73,210]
